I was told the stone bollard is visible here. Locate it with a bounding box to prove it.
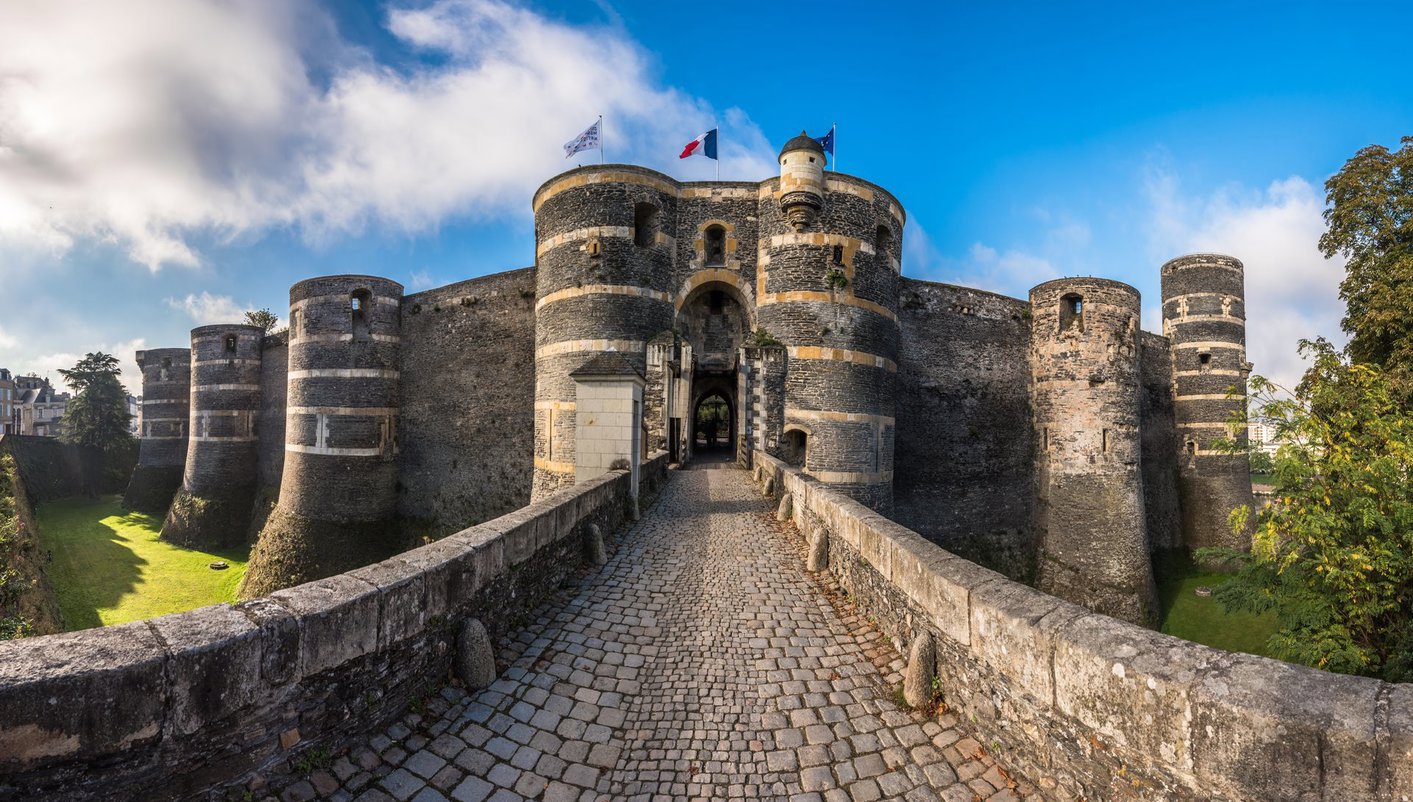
[762,477,775,499]
[584,523,607,566]
[753,465,763,483]
[776,492,793,522]
[455,618,497,690]
[903,631,937,709]
[806,526,829,572]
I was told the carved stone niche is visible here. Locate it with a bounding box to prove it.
[780,191,820,231]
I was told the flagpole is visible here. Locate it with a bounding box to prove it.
[832,121,837,172]
[715,125,720,181]
[600,115,605,164]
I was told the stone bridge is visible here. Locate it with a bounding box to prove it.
[0,455,1409,802]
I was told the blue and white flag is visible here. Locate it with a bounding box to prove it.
[564,118,602,158]
[814,126,835,157]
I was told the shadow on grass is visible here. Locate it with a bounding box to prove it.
[1154,549,1278,658]
[35,495,251,631]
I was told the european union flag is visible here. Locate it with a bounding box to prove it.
[814,127,835,157]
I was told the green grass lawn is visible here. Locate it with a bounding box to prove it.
[1156,552,1278,658]
[1251,472,1275,486]
[34,495,250,630]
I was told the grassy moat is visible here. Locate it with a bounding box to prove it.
[1155,551,1278,658]
[35,495,249,630]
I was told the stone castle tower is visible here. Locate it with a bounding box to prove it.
[1030,279,1158,625]
[127,140,1257,629]
[122,348,191,513]
[1161,254,1256,553]
[162,324,264,548]
[240,276,404,597]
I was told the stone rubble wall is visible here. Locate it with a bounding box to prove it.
[0,452,670,802]
[752,450,1412,802]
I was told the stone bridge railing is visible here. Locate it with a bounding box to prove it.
[0,453,669,802]
[752,451,1411,802]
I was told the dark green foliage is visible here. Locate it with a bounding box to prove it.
[1320,135,1413,395]
[244,308,279,333]
[1203,340,1413,681]
[58,352,133,454]
[1248,449,1275,476]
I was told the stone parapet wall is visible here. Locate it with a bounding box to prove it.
[752,450,1412,802]
[0,452,670,801]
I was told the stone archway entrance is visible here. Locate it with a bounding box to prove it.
[676,280,751,463]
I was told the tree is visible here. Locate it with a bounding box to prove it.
[1248,449,1274,476]
[58,353,132,453]
[1320,136,1413,395]
[244,308,279,333]
[1207,339,1413,681]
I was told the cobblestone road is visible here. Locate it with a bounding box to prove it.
[297,460,1033,802]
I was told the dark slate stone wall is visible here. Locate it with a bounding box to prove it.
[398,268,537,537]
[1030,278,1157,627]
[891,279,1036,580]
[1139,331,1182,553]
[1161,254,1255,553]
[256,333,288,491]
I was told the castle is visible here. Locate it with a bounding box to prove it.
[124,133,1253,624]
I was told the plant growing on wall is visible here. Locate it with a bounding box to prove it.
[1205,339,1413,681]
[748,328,783,348]
[824,267,849,293]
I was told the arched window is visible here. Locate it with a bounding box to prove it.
[704,225,726,266]
[634,203,658,248]
[831,244,844,266]
[784,429,808,467]
[1059,293,1083,331]
[875,225,892,268]
[351,289,372,341]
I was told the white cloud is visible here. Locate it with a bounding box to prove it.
[0,0,776,271]
[1142,168,1345,390]
[902,217,1064,297]
[17,338,148,396]
[409,270,436,290]
[0,327,16,350]
[165,292,253,325]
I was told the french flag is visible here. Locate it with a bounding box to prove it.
[679,129,718,160]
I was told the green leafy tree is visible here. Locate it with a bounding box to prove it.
[244,308,279,333]
[58,353,133,453]
[1206,339,1413,681]
[1320,136,1413,395]
[1248,449,1274,476]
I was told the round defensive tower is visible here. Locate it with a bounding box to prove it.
[1030,278,1157,626]
[530,166,679,498]
[1161,254,1255,554]
[122,347,192,513]
[162,324,264,549]
[241,275,403,597]
[755,134,903,510]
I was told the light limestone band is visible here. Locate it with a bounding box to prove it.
[536,284,673,311]
[287,369,400,380]
[285,444,385,457]
[787,346,897,373]
[193,384,262,392]
[786,409,896,425]
[534,456,575,474]
[760,291,897,323]
[286,406,398,417]
[535,339,646,360]
[805,468,893,484]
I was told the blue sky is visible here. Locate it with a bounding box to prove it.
[1,0,1410,393]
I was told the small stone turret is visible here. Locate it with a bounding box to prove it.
[1161,254,1255,555]
[241,275,403,597]
[162,324,264,549]
[1030,278,1157,626]
[777,132,826,231]
[122,347,191,513]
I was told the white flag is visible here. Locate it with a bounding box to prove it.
[563,119,601,158]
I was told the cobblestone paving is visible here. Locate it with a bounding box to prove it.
[294,460,1034,802]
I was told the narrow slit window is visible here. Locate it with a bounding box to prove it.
[351,289,372,341]
[831,244,844,265]
[875,225,892,269]
[634,203,658,248]
[1059,294,1084,331]
[224,335,237,353]
[704,225,726,266]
